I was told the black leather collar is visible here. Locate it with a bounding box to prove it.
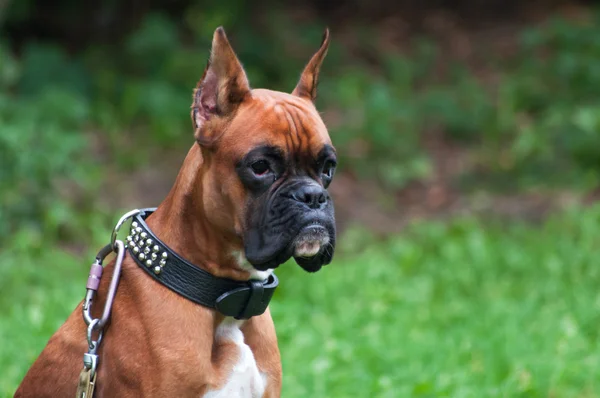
[126,208,278,320]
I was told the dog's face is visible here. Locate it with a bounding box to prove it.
[191,28,335,272]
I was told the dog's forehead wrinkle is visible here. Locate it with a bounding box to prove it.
[275,103,325,166]
[232,99,330,172]
[250,90,324,133]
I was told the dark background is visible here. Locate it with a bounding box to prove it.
[2,0,600,237]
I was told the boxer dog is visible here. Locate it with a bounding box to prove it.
[16,27,335,397]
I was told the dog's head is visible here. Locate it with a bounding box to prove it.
[191,27,336,273]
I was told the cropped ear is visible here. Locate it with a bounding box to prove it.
[292,28,330,102]
[191,27,250,145]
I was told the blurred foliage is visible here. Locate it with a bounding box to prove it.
[3,4,600,242]
[465,13,600,190]
[0,43,93,240]
[508,16,600,176]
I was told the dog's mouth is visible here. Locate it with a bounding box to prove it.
[291,224,331,272]
[292,224,329,257]
[246,222,334,272]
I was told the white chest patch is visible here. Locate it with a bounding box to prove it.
[232,250,273,281]
[203,319,267,398]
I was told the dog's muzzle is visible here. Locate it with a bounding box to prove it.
[244,178,336,272]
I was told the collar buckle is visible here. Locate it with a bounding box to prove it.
[215,276,276,320]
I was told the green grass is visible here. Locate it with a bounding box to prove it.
[1,206,599,397]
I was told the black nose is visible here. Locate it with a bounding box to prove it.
[291,184,328,209]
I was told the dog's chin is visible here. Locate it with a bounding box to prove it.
[291,225,331,273]
[293,256,324,273]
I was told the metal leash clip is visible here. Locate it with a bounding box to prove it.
[76,209,140,398]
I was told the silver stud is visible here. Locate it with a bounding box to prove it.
[126,235,132,242]
[132,246,139,254]
[135,227,142,234]
[159,259,166,267]
[151,253,157,261]
[132,221,138,228]
[153,266,162,275]
[153,245,160,253]
[146,239,153,246]
[144,247,150,254]
[138,253,146,261]
[161,252,168,259]
[145,259,153,267]
[134,234,140,242]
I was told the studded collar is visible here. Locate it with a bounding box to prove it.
[126,208,278,320]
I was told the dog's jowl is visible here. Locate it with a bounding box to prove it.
[16,27,335,398]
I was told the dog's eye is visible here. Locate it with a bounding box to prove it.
[250,160,270,176]
[322,160,336,180]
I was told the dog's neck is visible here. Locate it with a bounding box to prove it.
[144,144,254,281]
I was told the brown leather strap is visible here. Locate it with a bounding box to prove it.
[75,368,96,398]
